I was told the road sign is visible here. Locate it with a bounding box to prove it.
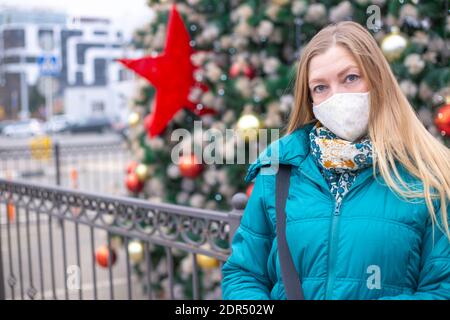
[37,54,60,76]
[30,135,53,161]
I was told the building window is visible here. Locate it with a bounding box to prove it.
[2,56,37,64]
[38,29,55,50]
[92,101,105,114]
[93,30,107,36]
[3,29,25,49]
[75,72,84,85]
[76,44,85,65]
[94,58,107,85]
[118,69,128,81]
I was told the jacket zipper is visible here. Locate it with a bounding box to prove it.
[299,169,339,299]
[325,200,341,300]
[299,167,373,300]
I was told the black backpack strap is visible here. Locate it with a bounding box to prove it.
[276,164,305,300]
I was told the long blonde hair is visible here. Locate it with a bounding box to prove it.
[287,21,450,240]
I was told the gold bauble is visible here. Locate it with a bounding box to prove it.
[128,112,140,127]
[381,28,408,62]
[135,164,149,181]
[128,240,144,264]
[196,254,220,269]
[110,235,123,250]
[237,113,261,141]
[272,0,290,5]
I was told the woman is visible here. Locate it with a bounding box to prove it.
[221,21,450,300]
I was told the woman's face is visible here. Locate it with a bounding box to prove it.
[308,45,369,105]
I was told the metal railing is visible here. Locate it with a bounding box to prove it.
[0,140,130,195]
[0,178,248,300]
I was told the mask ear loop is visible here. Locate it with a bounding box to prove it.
[308,95,320,125]
[307,94,314,106]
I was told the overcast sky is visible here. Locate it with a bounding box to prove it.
[0,0,154,38]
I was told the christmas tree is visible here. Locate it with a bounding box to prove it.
[124,0,449,210]
[118,0,449,299]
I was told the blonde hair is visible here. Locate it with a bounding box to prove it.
[287,21,450,240]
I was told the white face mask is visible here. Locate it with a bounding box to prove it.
[312,91,370,142]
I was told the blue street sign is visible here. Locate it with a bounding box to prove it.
[37,54,60,76]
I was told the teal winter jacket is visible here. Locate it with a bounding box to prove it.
[221,122,450,300]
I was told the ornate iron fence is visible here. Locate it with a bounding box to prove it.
[0,178,247,300]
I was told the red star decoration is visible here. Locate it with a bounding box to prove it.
[118,4,216,138]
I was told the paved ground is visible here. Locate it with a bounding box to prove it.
[0,213,149,300]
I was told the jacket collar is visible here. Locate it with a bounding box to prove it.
[244,121,316,183]
[243,122,424,205]
[244,121,380,192]
[299,150,380,197]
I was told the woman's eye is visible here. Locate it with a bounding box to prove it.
[313,85,326,93]
[346,74,360,82]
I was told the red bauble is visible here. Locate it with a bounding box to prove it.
[126,161,138,174]
[243,65,255,79]
[179,154,203,178]
[126,172,144,193]
[246,183,254,198]
[434,103,450,136]
[143,114,153,136]
[95,245,117,268]
[229,62,255,79]
[229,62,241,78]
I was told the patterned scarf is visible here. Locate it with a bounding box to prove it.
[309,121,374,206]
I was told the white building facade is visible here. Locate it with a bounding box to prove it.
[0,7,142,123]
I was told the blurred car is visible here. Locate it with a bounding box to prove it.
[3,119,44,138]
[43,115,74,134]
[0,120,16,135]
[69,117,112,134]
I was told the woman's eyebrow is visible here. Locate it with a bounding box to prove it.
[309,65,360,86]
[308,76,326,87]
[308,65,359,86]
[337,65,360,77]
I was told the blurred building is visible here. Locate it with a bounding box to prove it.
[0,6,140,123]
[0,7,67,120]
[62,16,138,124]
